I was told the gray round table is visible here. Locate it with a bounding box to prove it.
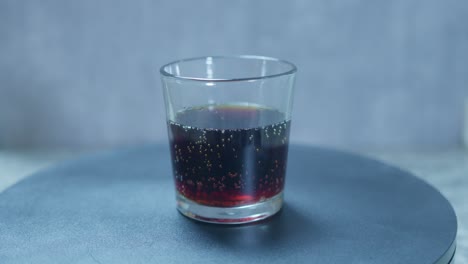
[0,145,457,263]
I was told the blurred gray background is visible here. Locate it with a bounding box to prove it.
[1,0,467,150]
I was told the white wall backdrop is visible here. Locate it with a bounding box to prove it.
[1,0,467,149]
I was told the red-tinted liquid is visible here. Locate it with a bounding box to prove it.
[168,105,290,207]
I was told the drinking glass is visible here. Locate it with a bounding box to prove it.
[160,55,296,224]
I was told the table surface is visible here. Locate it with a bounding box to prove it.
[0,145,460,263]
[7,147,465,237]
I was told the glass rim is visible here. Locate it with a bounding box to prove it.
[159,55,297,82]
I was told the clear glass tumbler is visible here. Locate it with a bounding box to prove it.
[160,55,296,224]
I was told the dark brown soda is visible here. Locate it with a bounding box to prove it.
[168,105,290,207]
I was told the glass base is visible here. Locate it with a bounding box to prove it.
[176,192,284,224]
